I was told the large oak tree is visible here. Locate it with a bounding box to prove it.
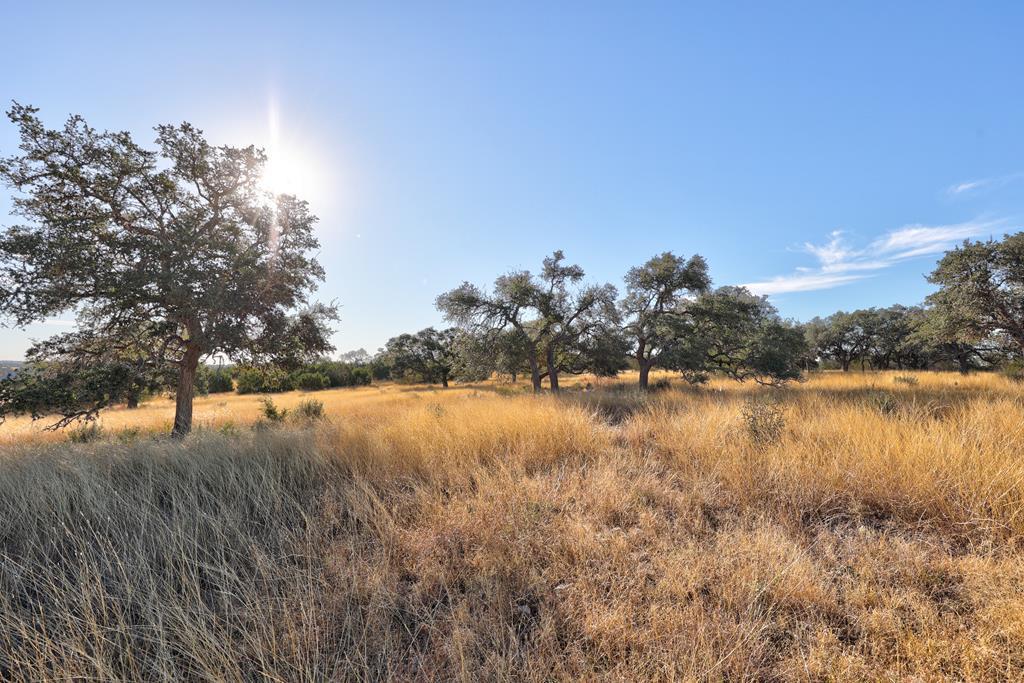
[0,105,334,436]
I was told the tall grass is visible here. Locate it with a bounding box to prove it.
[1,371,1023,680]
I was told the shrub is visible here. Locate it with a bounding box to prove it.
[293,398,325,422]
[68,423,103,443]
[259,397,288,422]
[1000,360,1024,383]
[293,371,329,392]
[236,367,293,394]
[893,374,919,386]
[650,377,672,392]
[741,395,785,448]
[117,426,142,443]
[868,390,900,416]
[206,368,234,393]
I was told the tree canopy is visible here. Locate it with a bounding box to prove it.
[0,105,335,435]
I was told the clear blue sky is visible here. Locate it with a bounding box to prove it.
[2,1,1022,359]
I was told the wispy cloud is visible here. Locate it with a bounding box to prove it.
[947,172,1022,197]
[743,219,1007,296]
[949,179,988,195]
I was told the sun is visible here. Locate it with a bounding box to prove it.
[259,148,315,198]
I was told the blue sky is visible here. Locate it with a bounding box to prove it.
[1,2,1022,359]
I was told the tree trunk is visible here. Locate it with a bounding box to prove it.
[639,359,652,390]
[171,343,202,438]
[841,358,850,372]
[527,351,542,393]
[442,375,449,388]
[546,345,560,394]
[957,352,970,375]
[127,394,139,409]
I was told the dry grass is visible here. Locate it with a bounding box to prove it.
[1,371,1023,680]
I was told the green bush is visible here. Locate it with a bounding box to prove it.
[293,371,329,392]
[258,397,288,422]
[206,369,234,393]
[236,367,293,394]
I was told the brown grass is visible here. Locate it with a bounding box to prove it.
[1,371,1023,680]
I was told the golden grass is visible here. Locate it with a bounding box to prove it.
[1,371,1023,680]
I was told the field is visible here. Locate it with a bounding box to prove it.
[1,371,1023,680]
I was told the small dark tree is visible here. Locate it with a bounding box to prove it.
[0,105,335,435]
[382,327,459,387]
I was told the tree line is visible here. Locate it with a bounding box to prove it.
[1,106,1023,435]
[374,235,1022,390]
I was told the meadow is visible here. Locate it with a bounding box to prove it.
[1,371,1023,680]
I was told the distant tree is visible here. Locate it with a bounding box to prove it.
[338,348,372,365]
[619,252,710,390]
[438,270,547,391]
[438,251,620,393]
[671,287,806,385]
[805,311,873,371]
[198,365,235,394]
[452,328,532,383]
[235,366,294,394]
[909,303,1005,374]
[382,327,459,387]
[0,105,335,435]
[533,251,621,392]
[927,234,1024,355]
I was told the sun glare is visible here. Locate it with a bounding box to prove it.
[259,150,315,197]
[258,98,319,198]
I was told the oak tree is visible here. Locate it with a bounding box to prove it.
[0,105,334,435]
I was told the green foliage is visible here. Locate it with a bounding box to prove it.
[0,104,335,436]
[650,377,672,392]
[620,251,711,384]
[927,234,1024,353]
[0,360,161,429]
[670,287,807,386]
[259,397,288,422]
[302,361,372,388]
[437,251,621,392]
[380,328,459,387]
[236,367,293,394]
[293,371,329,392]
[203,368,235,393]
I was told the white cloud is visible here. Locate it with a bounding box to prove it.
[742,272,870,296]
[947,172,1022,197]
[949,179,988,195]
[742,219,1007,296]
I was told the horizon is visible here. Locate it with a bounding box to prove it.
[2,2,1022,359]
